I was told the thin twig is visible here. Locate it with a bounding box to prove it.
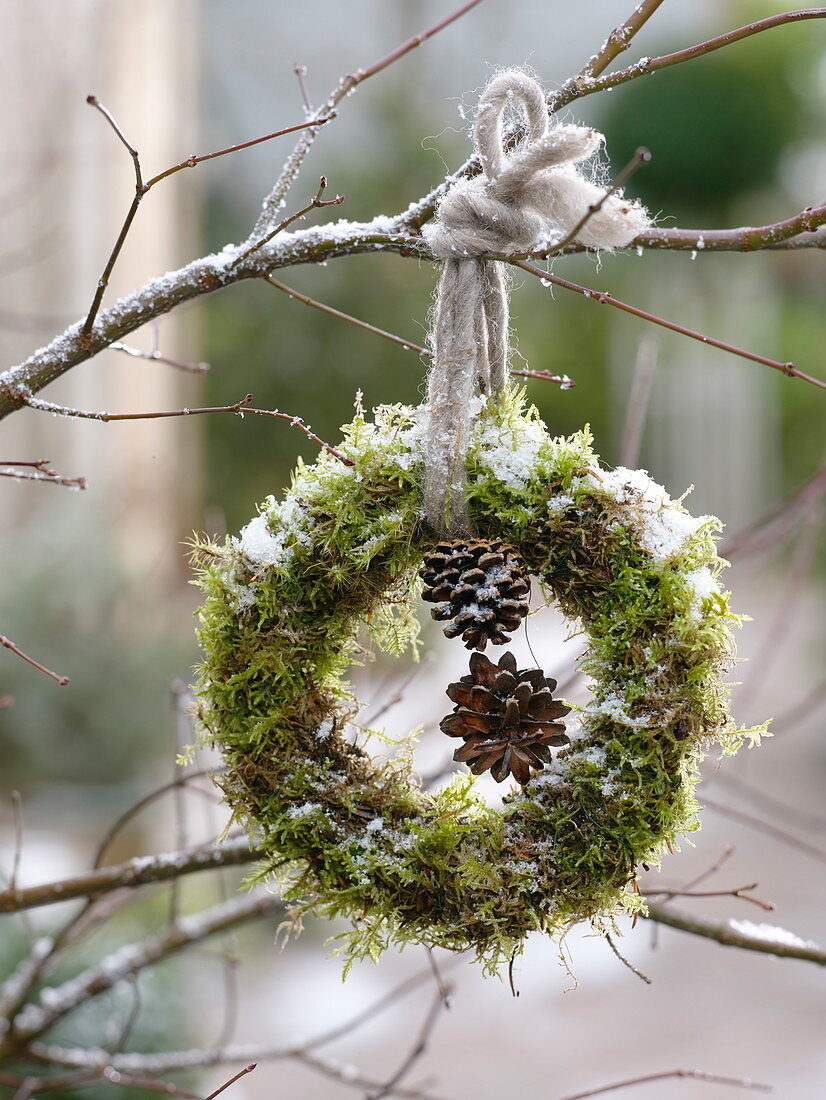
[0,836,265,914]
[512,259,826,390]
[550,146,651,253]
[641,884,774,912]
[555,8,826,109]
[264,275,428,354]
[619,336,658,468]
[7,893,285,1046]
[576,0,670,82]
[0,635,69,686]
[232,177,345,269]
[701,797,826,867]
[205,1063,257,1100]
[81,96,330,336]
[559,1067,773,1100]
[721,461,826,560]
[604,933,652,984]
[20,391,353,465]
[21,392,254,422]
[253,0,488,231]
[677,844,735,893]
[9,793,24,892]
[0,460,86,490]
[294,64,313,113]
[509,368,575,388]
[4,198,823,424]
[645,902,826,968]
[367,992,447,1100]
[242,405,354,465]
[93,770,218,870]
[110,342,210,374]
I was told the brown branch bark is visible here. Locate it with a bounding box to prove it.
[554,8,826,109]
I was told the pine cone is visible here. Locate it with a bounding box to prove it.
[440,652,571,785]
[419,539,530,650]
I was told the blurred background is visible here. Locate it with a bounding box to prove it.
[1,1,824,1097]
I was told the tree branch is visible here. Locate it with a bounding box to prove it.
[0,634,70,686]
[576,0,670,82]
[559,1067,773,1099]
[253,0,488,232]
[0,836,264,914]
[555,8,826,109]
[5,893,284,1047]
[511,259,826,390]
[645,903,826,967]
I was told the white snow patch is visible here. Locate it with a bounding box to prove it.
[685,566,720,621]
[474,414,548,491]
[581,466,709,561]
[728,919,820,951]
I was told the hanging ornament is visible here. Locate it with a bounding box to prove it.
[194,70,764,973]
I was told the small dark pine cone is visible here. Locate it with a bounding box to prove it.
[419,539,530,650]
[440,651,571,785]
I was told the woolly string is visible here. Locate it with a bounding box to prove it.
[422,69,649,536]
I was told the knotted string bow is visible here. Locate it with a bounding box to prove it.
[422,69,649,536]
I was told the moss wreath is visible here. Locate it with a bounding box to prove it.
[194,389,761,973]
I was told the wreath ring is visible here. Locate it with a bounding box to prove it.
[195,390,753,972]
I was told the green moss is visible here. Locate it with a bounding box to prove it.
[193,390,763,974]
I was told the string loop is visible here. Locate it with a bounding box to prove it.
[422,69,649,536]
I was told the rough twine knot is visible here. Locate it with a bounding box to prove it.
[421,69,650,536]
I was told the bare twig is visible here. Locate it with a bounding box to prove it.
[677,844,735,893]
[9,793,24,892]
[94,769,217,870]
[721,461,826,560]
[575,0,670,82]
[641,884,774,912]
[254,0,488,231]
[509,368,575,388]
[550,146,651,253]
[81,99,329,336]
[367,992,447,1100]
[0,836,264,914]
[701,797,826,868]
[232,177,345,269]
[0,460,86,490]
[205,1063,257,1100]
[31,1045,447,1100]
[604,933,652,985]
[635,203,826,253]
[6,893,285,1046]
[555,8,826,109]
[20,392,254,422]
[19,392,353,464]
[264,275,428,354]
[0,635,69,687]
[4,196,823,425]
[645,903,826,968]
[512,259,826,390]
[559,1067,773,1100]
[619,336,658,468]
[110,342,210,374]
[294,64,313,114]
